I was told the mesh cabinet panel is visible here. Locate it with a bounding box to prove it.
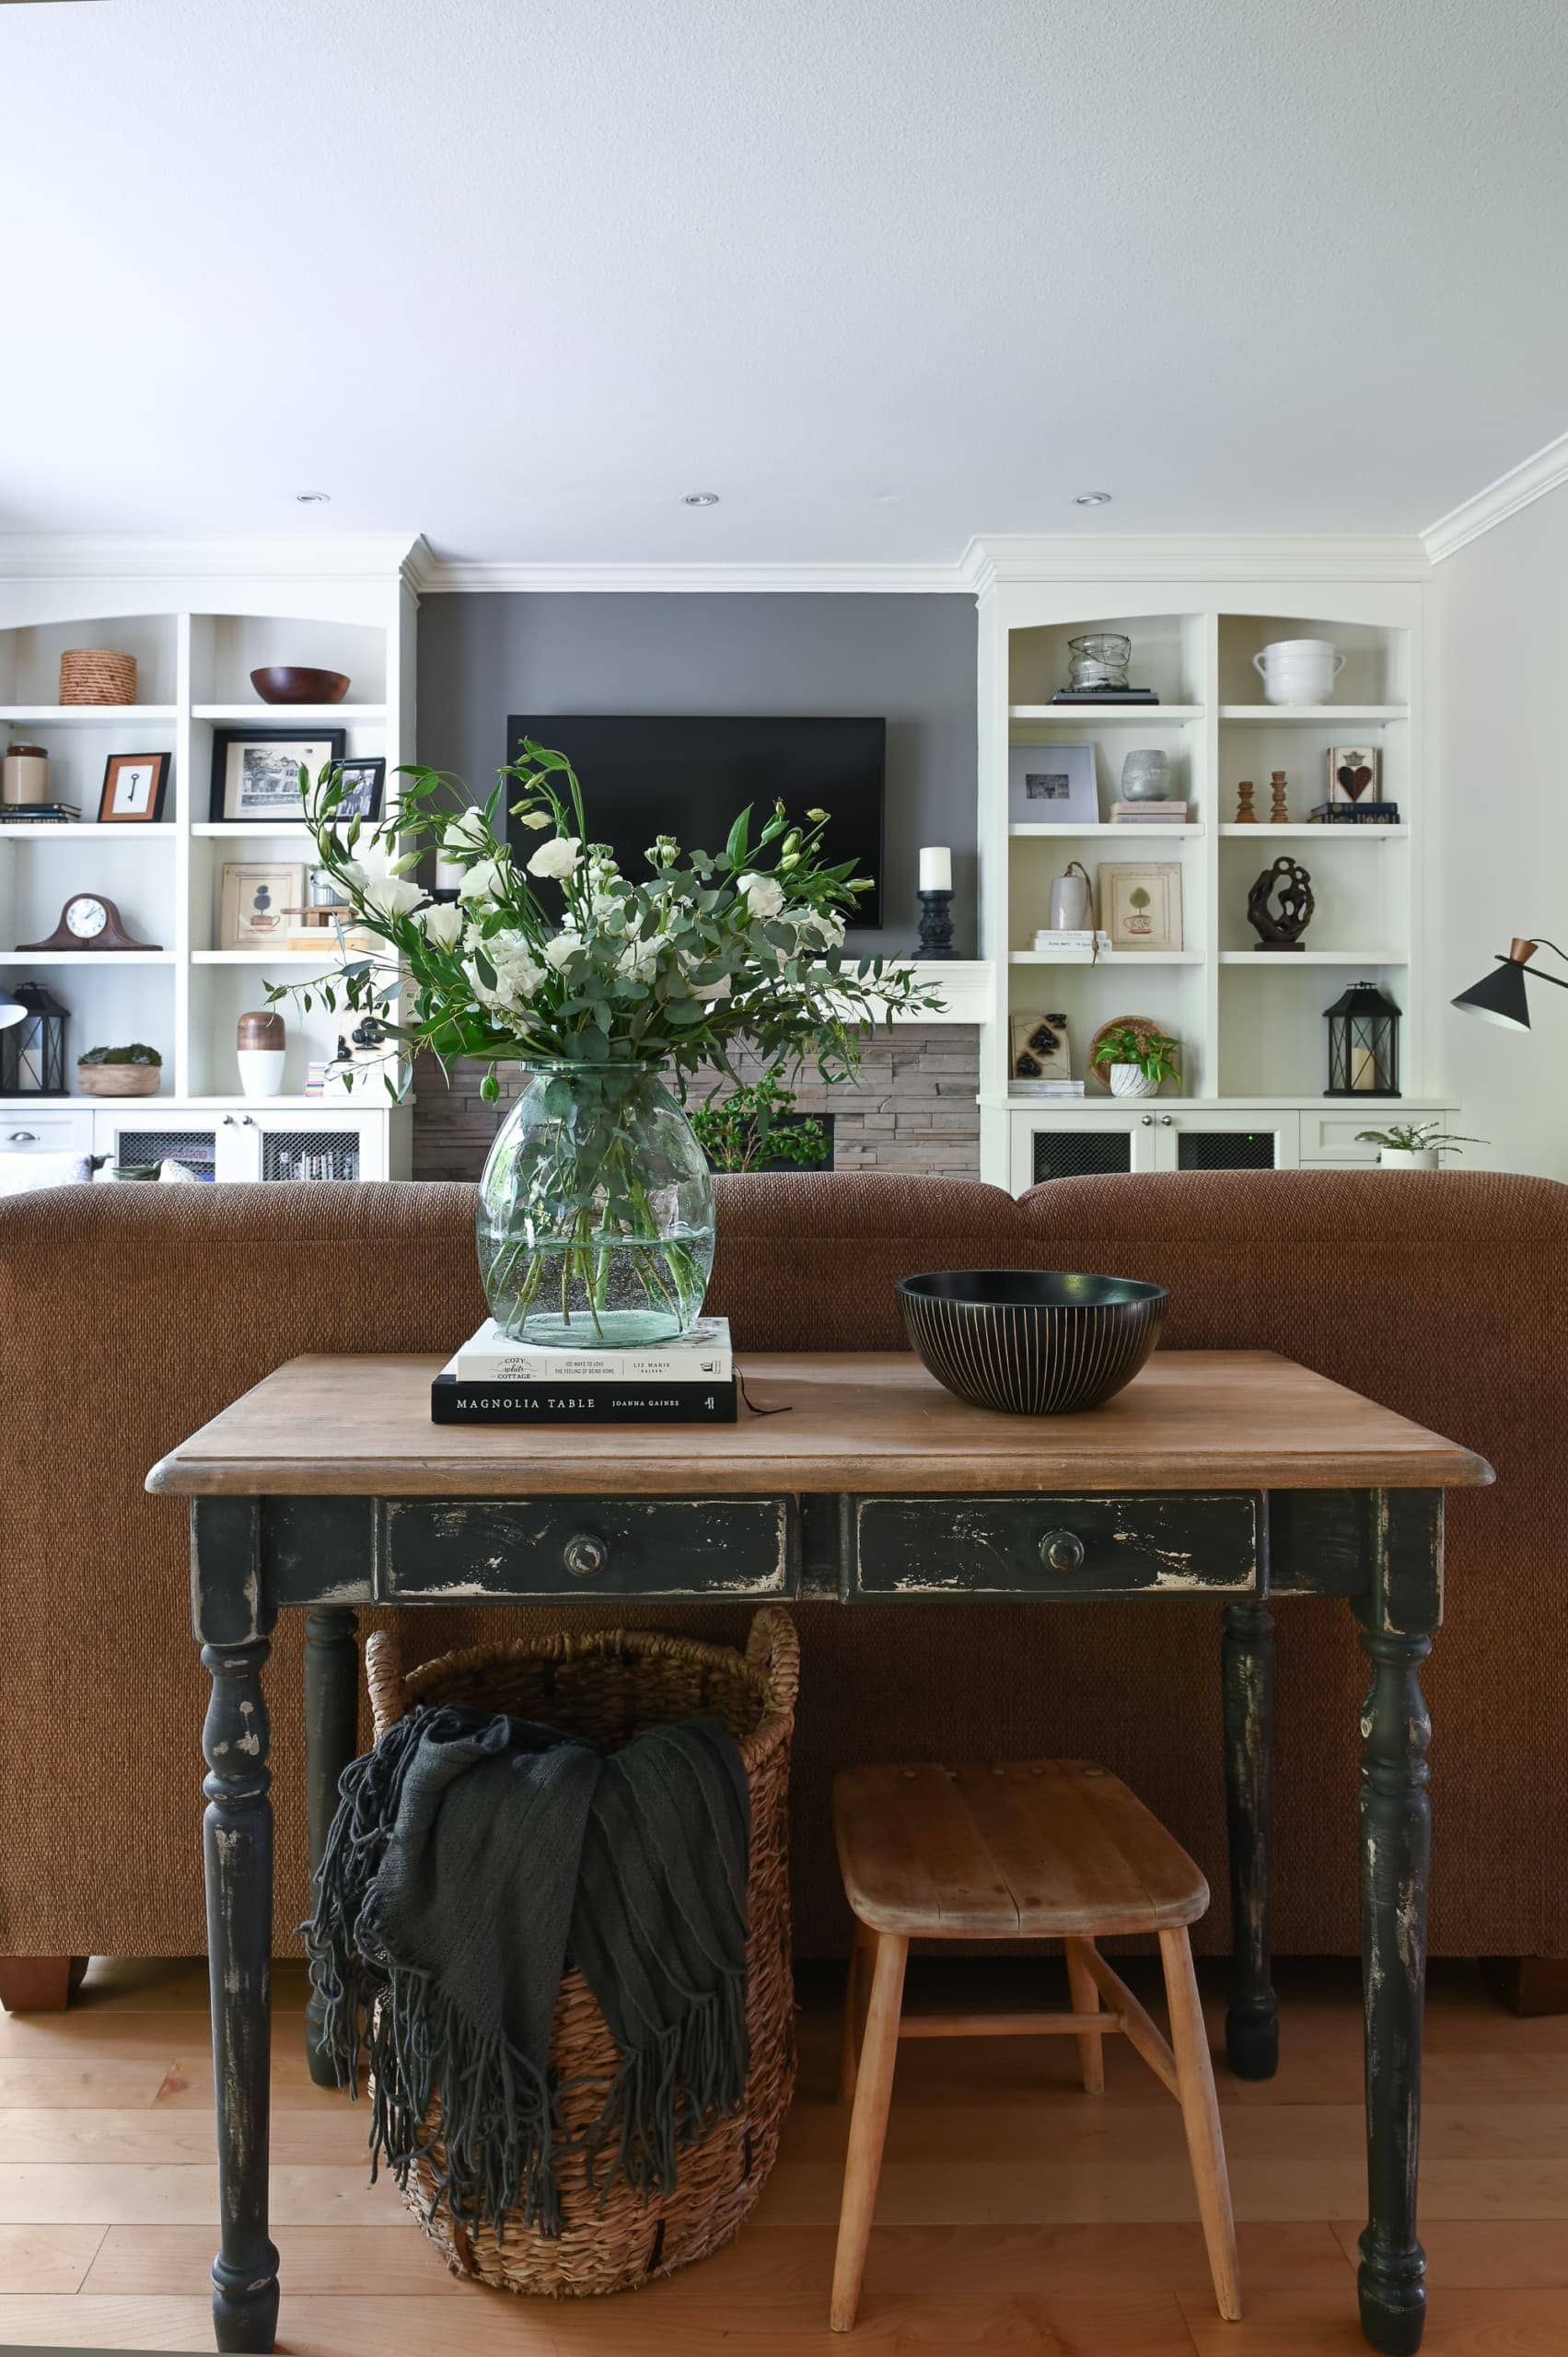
[261,1130,361,1182]
[1030,1130,1134,1185]
[112,1127,216,1179]
[1177,1131,1279,1172]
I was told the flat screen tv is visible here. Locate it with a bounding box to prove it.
[505,714,886,927]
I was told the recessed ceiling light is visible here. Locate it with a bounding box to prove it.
[296,491,331,505]
[1074,491,1112,506]
[681,491,720,507]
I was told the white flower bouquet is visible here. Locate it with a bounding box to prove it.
[277,745,942,1345]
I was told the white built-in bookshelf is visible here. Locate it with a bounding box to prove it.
[973,552,1456,1191]
[0,567,415,1179]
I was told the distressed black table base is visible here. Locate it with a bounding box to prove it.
[191,1483,1440,2356]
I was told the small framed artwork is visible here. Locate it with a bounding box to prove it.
[219,862,305,951]
[1098,862,1183,951]
[98,751,171,825]
[333,756,386,821]
[209,728,345,822]
[1010,1011,1073,1084]
[1008,742,1098,827]
[1327,746,1380,807]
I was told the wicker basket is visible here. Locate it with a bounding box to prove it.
[362,1606,799,2296]
[59,648,137,705]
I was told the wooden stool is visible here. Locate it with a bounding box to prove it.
[830,1758,1241,2331]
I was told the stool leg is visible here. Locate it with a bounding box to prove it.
[830,1931,908,2332]
[1159,1926,1242,2322]
[840,1917,874,2104]
[1064,1938,1106,2096]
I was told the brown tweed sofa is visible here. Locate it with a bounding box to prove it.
[0,1168,1560,2003]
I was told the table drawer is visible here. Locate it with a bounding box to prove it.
[852,1493,1257,1597]
[382,1497,796,1600]
[0,1109,94,1155]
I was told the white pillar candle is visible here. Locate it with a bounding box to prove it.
[919,845,952,893]
[434,853,464,896]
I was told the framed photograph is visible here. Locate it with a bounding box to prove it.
[1328,745,1380,807]
[1010,1010,1073,1084]
[1098,862,1183,952]
[209,728,345,822]
[98,751,170,825]
[219,862,305,952]
[334,757,386,821]
[1008,741,1098,826]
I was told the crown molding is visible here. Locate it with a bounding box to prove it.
[414,556,972,594]
[1421,429,1568,564]
[0,532,425,583]
[960,533,1431,591]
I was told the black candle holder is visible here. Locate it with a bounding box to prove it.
[917,888,956,960]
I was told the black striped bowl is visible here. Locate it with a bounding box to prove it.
[897,1270,1167,1416]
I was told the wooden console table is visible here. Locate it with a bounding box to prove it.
[147,1348,1492,2357]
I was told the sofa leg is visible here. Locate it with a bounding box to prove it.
[1481,1956,1568,2017]
[0,1956,88,2013]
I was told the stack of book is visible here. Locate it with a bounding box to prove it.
[432,1316,738,1424]
[1050,688,1160,705]
[1309,802,1402,826]
[1028,928,1111,962]
[1110,799,1189,825]
[1011,1076,1085,1098]
[0,801,81,826]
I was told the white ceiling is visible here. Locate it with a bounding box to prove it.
[6,0,1568,565]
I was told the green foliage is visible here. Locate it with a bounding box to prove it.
[1354,1121,1486,1156]
[690,1073,831,1173]
[1089,1023,1181,1084]
[275,744,944,1098]
[77,1042,162,1067]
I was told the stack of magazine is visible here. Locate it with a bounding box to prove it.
[432,1316,738,1424]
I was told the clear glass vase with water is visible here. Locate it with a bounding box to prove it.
[476,1062,715,1348]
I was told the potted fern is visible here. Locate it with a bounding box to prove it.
[1355,1120,1485,1170]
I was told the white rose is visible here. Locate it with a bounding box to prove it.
[617,937,658,981]
[738,872,785,921]
[363,873,424,920]
[445,807,493,854]
[465,941,544,1012]
[542,931,579,970]
[527,835,583,882]
[414,900,465,949]
[459,857,507,905]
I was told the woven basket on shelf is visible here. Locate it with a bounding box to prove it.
[59,648,137,705]
[362,1605,799,2297]
[76,1063,160,1097]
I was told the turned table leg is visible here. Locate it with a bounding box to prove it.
[1354,1491,1440,2357]
[303,1606,359,2087]
[1222,1596,1279,2078]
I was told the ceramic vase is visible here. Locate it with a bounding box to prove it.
[1108,1063,1157,1098]
[1377,1146,1439,1170]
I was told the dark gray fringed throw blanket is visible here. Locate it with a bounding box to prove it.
[305,1703,750,2240]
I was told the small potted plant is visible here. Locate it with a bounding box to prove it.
[1091,1022,1181,1099]
[1354,1120,1485,1170]
[76,1042,162,1098]
[690,1071,831,1173]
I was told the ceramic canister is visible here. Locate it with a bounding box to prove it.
[1048,860,1093,930]
[2,744,51,807]
[237,1008,286,1098]
[1253,639,1345,705]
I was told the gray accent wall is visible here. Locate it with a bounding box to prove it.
[416,592,978,956]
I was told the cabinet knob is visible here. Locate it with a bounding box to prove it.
[241,1115,255,1127]
[6,1130,38,1144]
[563,1532,609,1580]
[1039,1528,1086,1575]
[1160,1114,1173,1126]
[1141,1114,1154,1127]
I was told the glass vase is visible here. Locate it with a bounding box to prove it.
[476,1062,715,1348]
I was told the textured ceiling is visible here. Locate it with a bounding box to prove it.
[5,0,1567,563]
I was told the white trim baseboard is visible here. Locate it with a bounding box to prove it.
[1421,428,1568,563]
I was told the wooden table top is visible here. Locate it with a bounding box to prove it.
[146,1351,1493,1500]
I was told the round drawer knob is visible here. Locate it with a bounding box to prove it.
[1039,1528,1086,1574]
[563,1532,609,1580]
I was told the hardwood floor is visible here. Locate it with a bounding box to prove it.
[1,1955,1565,2351]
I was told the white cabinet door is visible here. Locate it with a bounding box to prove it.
[244,1110,385,1182]
[215,1113,262,1180]
[1151,1110,1301,1172]
[1009,1108,1166,1190]
[94,1109,222,1180]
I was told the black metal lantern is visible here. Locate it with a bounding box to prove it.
[0,982,68,1097]
[1324,979,1400,1099]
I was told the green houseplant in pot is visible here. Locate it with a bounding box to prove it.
[281,744,939,1346]
[1090,1022,1181,1100]
[1354,1120,1485,1170]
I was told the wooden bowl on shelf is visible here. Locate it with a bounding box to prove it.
[250,666,351,704]
[77,1063,161,1097]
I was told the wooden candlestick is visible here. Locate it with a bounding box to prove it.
[1270,772,1289,823]
[1234,780,1257,825]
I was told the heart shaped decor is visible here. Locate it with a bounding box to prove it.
[1337,763,1374,802]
